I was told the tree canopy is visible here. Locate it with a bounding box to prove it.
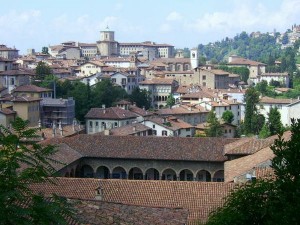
[221,110,234,124]
[205,110,223,137]
[129,87,151,109]
[244,87,261,135]
[0,117,75,224]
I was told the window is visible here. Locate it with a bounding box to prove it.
[186,128,190,131]
[162,130,168,136]
[203,82,206,87]
[152,130,157,135]
[95,122,99,126]
[225,129,227,133]
[229,129,232,133]
[152,124,155,128]
[89,121,93,128]
[111,78,116,83]
[202,75,206,80]
[114,122,118,127]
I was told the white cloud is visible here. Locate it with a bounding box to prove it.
[159,23,172,33]
[184,0,300,42]
[166,11,182,21]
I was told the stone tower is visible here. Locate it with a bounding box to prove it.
[190,48,199,69]
[97,26,119,57]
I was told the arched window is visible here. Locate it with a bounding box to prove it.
[112,166,127,179]
[161,168,177,181]
[179,169,194,181]
[213,170,224,182]
[80,165,94,178]
[96,166,110,179]
[128,167,143,180]
[145,168,159,180]
[196,170,211,182]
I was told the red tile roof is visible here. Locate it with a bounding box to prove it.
[0,69,34,76]
[0,108,16,115]
[31,178,234,224]
[44,135,235,162]
[12,84,51,93]
[85,107,138,120]
[97,123,152,136]
[224,132,291,182]
[260,96,298,104]
[228,57,266,66]
[139,78,175,85]
[73,199,189,225]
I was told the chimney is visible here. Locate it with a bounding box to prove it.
[104,129,110,136]
[95,188,103,201]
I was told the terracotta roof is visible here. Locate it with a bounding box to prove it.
[31,178,234,224]
[101,57,131,62]
[147,116,194,130]
[260,72,289,76]
[224,135,277,156]
[201,69,229,75]
[0,69,34,76]
[181,90,214,99]
[157,105,208,115]
[152,58,190,64]
[72,199,188,225]
[85,107,138,120]
[225,146,274,182]
[11,96,41,102]
[228,57,266,66]
[45,135,235,162]
[12,84,51,93]
[139,78,175,85]
[128,105,153,117]
[78,42,97,47]
[260,96,298,104]
[0,108,16,115]
[98,123,152,136]
[224,132,291,182]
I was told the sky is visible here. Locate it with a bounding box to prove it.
[1,0,300,54]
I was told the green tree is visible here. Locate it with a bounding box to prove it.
[129,87,151,109]
[281,33,289,45]
[205,110,223,137]
[268,107,283,135]
[207,118,300,225]
[222,110,234,124]
[259,123,271,139]
[91,79,127,108]
[0,117,75,224]
[244,87,260,135]
[166,93,175,108]
[255,80,268,95]
[35,61,51,81]
[41,46,49,54]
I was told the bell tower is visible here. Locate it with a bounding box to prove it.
[190,48,199,69]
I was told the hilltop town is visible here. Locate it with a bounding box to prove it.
[1,24,300,224]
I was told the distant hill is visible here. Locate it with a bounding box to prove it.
[198,31,282,63]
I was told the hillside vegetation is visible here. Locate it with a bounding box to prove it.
[198,31,282,63]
